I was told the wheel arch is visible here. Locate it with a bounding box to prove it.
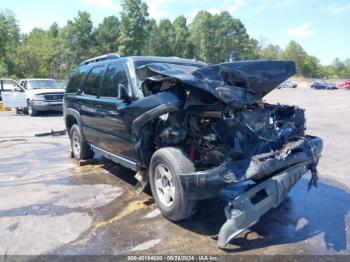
[65,108,83,138]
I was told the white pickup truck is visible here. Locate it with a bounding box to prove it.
[1,78,65,116]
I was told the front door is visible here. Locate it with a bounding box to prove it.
[95,62,136,159]
[1,80,27,108]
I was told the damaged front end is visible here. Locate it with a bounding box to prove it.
[135,60,322,248]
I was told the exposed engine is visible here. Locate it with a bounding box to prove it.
[154,102,305,169]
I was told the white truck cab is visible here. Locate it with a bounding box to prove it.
[1,78,65,116]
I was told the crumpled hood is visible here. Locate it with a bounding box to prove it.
[136,60,296,106]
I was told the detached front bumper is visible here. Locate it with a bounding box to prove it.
[180,136,322,199]
[178,135,322,248]
[217,162,310,247]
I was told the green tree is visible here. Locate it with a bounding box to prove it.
[0,9,20,77]
[56,11,95,78]
[142,18,157,56]
[190,11,257,64]
[48,22,59,38]
[118,0,148,56]
[190,11,217,63]
[151,19,174,56]
[15,28,56,78]
[260,44,282,60]
[172,15,192,58]
[281,41,308,75]
[94,16,120,54]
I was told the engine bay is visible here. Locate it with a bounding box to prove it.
[154,101,306,170]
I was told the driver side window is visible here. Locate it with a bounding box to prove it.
[101,63,129,99]
[2,80,21,91]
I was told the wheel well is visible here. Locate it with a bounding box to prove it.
[66,115,77,136]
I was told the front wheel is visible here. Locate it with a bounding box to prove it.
[27,100,38,116]
[149,147,197,221]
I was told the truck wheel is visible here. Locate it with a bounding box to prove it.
[27,100,38,116]
[69,124,94,160]
[149,147,197,221]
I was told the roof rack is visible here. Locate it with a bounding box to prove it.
[79,53,121,66]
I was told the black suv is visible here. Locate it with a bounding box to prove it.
[64,54,322,247]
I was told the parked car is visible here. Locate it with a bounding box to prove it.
[277,80,297,89]
[337,80,350,89]
[310,81,337,90]
[2,78,64,116]
[64,54,322,248]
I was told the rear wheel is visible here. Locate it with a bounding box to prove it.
[69,124,94,160]
[149,147,197,221]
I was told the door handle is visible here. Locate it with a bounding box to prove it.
[95,105,102,112]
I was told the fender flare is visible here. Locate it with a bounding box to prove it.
[131,101,182,165]
[64,108,83,136]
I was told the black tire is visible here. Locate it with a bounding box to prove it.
[149,147,197,221]
[27,100,38,116]
[69,124,94,160]
[15,108,20,114]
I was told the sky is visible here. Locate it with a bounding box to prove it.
[1,0,349,65]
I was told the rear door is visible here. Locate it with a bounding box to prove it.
[79,65,105,146]
[94,62,136,159]
[1,80,27,108]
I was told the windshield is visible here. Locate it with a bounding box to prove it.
[133,60,204,98]
[27,80,60,89]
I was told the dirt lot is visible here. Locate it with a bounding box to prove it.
[0,88,349,256]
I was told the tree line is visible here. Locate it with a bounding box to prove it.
[0,0,349,81]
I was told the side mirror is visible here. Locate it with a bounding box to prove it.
[118,84,130,102]
[16,86,24,92]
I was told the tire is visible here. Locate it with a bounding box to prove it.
[15,108,20,114]
[69,124,94,160]
[149,147,197,221]
[27,100,38,116]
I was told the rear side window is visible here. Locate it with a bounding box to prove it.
[101,63,129,98]
[84,66,104,96]
[66,68,85,93]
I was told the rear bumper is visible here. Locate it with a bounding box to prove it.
[180,136,322,199]
[217,162,310,248]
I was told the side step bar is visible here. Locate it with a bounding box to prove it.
[218,162,309,248]
[90,145,140,171]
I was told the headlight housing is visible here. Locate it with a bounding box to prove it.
[32,94,44,100]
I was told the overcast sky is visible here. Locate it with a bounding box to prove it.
[2,0,349,64]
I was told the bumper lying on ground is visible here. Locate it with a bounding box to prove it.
[179,136,322,248]
[217,162,310,248]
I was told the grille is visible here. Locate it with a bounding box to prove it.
[43,94,64,101]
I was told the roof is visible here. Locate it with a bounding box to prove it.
[20,79,58,81]
[77,54,207,68]
[127,56,206,65]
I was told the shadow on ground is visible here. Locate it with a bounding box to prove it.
[103,159,349,253]
[12,111,63,118]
